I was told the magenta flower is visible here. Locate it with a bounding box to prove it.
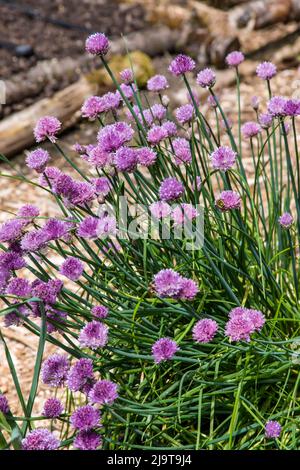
[71,405,101,431]
[87,145,112,168]
[26,148,50,173]
[42,398,64,418]
[137,147,157,167]
[6,277,31,297]
[79,321,108,350]
[81,96,105,119]
[74,430,102,450]
[226,51,244,67]
[162,120,177,137]
[267,96,287,117]
[259,113,273,129]
[41,354,69,387]
[150,201,171,219]
[92,305,109,319]
[210,146,236,172]
[169,54,195,76]
[284,99,300,117]
[93,177,111,197]
[278,212,294,229]
[0,219,26,243]
[173,138,192,165]
[256,61,277,80]
[159,177,184,201]
[178,278,199,300]
[193,319,218,343]
[172,203,198,225]
[0,251,26,271]
[85,33,109,56]
[120,68,133,84]
[97,122,134,152]
[251,96,260,111]
[34,116,61,143]
[265,420,281,439]
[196,68,216,88]
[147,125,168,146]
[175,104,194,124]
[147,74,169,92]
[17,204,40,219]
[152,338,179,364]
[215,190,241,211]
[241,121,261,138]
[153,269,183,298]
[0,394,9,414]
[67,358,94,393]
[151,104,167,121]
[77,216,99,239]
[89,379,118,405]
[22,429,60,450]
[225,306,265,342]
[114,146,138,172]
[60,256,84,281]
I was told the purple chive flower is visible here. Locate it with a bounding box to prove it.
[114,146,138,172]
[26,148,50,173]
[226,50,244,67]
[120,68,133,84]
[60,256,84,281]
[256,61,277,80]
[32,279,63,304]
[151,104,167,121]
[0,219,25,243]
[97,122,134,152]
[0,251,26,271]
[150,201,171,219]
[137,147,157,167]
[159,177,184,201]
[6,277,31,297]
[225,306,265,342]
[79,321,109,350]
[87,145,112,168]
[178,278,199,300]
[196,68,216,88]
[268,96,287,117]
[41,354,69,387]
[152,338,179,364]
[77,216,99,239]
[34,116,61,143]
[92,305,109,319]
[173,138,192,165]
[42,398,64,418]
[147,74,169,92]
[81,96,105,119]
[96,215,116,239]
[118,83,137,101]
[100,91,121,112]
[43,218,71,241]
[172,203,198,225]
[45,307,67,334]
[74,430,102,450]
[89,380,118,405]
[215,190,241,211]
[20,229,49,252]
[169,54,196,76]
[259,113,273,129]
[193,319,218,343]
[85,32,109,56]
[0,394,9,414]
[265,420,281,439]
[153,269,183,298]
[22,429,60,450]
[162,120,178,137]
[147,125,168,146]
[17,204,40,219]
[210,146,236,172]
[0,267,10,294]
[71,405,101,431]
[175,104,194,124]
[39,166,62,187]
[278,212,294,229]
[67,358,94,392]
[241,121,262,138]
[93,177,111,197]
[284,99,300,117]
[251,96,260,111]
[207,94,218,108]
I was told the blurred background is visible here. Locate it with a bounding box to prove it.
[1,0,300,411]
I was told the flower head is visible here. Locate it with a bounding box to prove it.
[150,201,171,219]
[210,146,236,172]
[268,96,287,117]
[0,219,25,243]
[169,54,195,76]
[172,203,197,225]
[0,394,9,414]
[153,269,183,298]
[89,380,118,405]
[173,138,192,165]
[193,319,218,343]
[92,305,109,319]
[175,104,194,124]
[152,338,179,364]
[265,420,281,439]
[151,104,167,121]
[26,148,50,173]
[159,177,184,201]
[74,430,102,450]
[41,354,69,387]
[137,147,157,167]
[17,204,40,219]
[278,212,294,229]
[67,358,94,392]
[79,321,108,350]
[226,51,244,67]
[241,121,261,138]
[225,306,265,342]
[215,190,241,211]
[147,74,169,92]
[147,125,168,145]
[85,33,109,56]
[81,96,105,119]
[97,122,134,152]
[71,405,101,431]
[77,216,99,239]
[34,116,61,143]
[196,68,216,88]
[256,61,277,80]
[60,256,84,281]
[42,398,64,418]
[259,113,273,129]
[114,146,138,172]
[120,68,133,84]
[162,121,178,137]
[22,429,60,450]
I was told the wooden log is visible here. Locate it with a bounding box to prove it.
[229,0,294,30]
[0,77,97,157]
